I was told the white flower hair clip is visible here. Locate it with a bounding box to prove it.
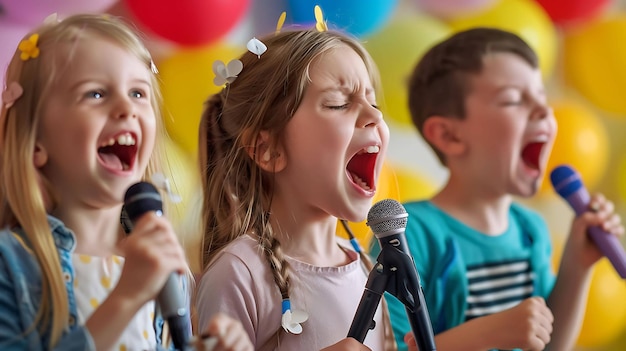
[2,82,24,109]
[212,59,243,86]
[247,37,267,59]
[151,173,181,203]
[281,299,308,334]
[43,13,61,25]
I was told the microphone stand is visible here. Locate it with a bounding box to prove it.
[348,245,436,351]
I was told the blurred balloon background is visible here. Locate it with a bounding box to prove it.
[1,0,626,348]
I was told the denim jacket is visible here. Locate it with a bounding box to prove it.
[0,216,175,350]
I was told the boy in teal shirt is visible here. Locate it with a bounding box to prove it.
[373,28,624,351]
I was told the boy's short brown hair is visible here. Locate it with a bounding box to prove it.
[408,27,538,164]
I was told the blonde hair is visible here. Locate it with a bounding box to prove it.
[199,29,396,347]
[0,14,166,347]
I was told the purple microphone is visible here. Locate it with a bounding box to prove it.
[550,165,626,279]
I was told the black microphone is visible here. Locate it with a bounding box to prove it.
[348,199,436,351]
[124,182,190,350]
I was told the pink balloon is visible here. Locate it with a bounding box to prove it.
[0,21,31,90]
[3,0,118,26]
[414,0,497,18]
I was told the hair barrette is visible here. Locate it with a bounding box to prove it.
[19,34,40,61]
[2,82,24,109]
[275,11,286,36]
[43,13,60,25]
[314,5,328,32]
[247,37,267,59]
[212,59,243,86]
[281,298,309,334]
[151,173,182,203]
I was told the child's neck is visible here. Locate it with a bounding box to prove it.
[51,204,124,256]
[268,203,352,267]
[432,175,512,235]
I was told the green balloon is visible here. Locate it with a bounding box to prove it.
[364,15,451,127]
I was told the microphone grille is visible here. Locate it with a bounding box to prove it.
[550,165,583,198]
[124,182,162,222]
[366,199,408,237]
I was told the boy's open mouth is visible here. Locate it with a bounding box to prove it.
[521,142,545,171]
[98,132,138,171]
[347,145,380,191]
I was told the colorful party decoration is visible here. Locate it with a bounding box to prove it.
[392,165,439,203]
[540,100,609,195]
[124,0,251,46]
[287,0,399,38]
[563,15,626,116]
[535,0,610,26]
[364,15,451,127]
[576,258,626,348]
[0,22,30,88]
[3,0,117,26]
[159,42,244,155]
[446,0,557,78]
[413,0,497,18]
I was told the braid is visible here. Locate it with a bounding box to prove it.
[257,214,292,344]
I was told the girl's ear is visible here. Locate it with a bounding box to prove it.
[244,130,286,173]
[33,142,48,168]
[422,116,467,158]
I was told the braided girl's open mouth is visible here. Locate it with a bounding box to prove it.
[347,145,380,192]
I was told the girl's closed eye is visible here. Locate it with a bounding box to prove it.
[325,103,349,110]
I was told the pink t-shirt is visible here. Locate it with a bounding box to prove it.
[195,235,385,351]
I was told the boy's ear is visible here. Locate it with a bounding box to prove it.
[33,142,48,168]
[243,130,286,173]
[422,116,467,158]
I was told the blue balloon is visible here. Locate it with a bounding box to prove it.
[287,0,399,38]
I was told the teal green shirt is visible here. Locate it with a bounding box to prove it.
[370,201,556,351]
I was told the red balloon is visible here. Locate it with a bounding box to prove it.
[535,0,610,26]
[124,0,251,46]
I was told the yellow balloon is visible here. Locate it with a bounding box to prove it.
[161,137,203,273]
[540,100,610,194]
[576,259,626,348]
[159,42,243,155]
[563,15,626,117]
[393,165,439,203]
[364,15,451,127]
[336,162,401,251]
[447,0,557,78]
[618,157,626,204]
[552,238,626,348]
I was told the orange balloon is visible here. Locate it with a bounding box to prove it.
[540,100,609,195]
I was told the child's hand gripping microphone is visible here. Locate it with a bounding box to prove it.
[550,165,626,279]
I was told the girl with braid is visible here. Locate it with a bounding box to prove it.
[195,29,394,351]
